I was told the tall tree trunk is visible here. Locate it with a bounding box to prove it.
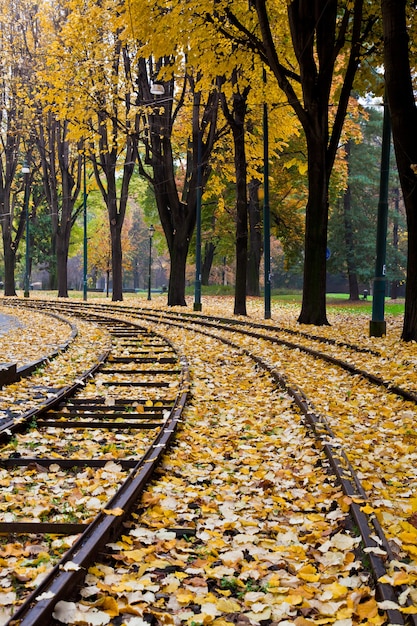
[221,80,250,317]
[48,237,58,291]
[110,218,123,301]
[167,234,189,306]
[248,0,370,325]
[56,239,69,298]
[92,129,135,303]
[298,130,329,325]
[202,241,215,286]
[3,239,17,296]
[247,179,262,297]
[382,0,417,340]
[343,141,360,301]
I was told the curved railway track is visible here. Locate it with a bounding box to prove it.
[0,305,189,625]
[1,298,417,624]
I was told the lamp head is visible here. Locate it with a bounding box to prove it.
[150,83,165,96]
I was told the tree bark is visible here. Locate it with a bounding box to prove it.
[343,141,360,301]
[298,127,329,324]
[202,241,215,285]
[382,0,417,340]
[3,239,17,296]
[220,78,250,316]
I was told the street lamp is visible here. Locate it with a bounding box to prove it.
[147,224,155,300]
[83,152,88,301]
[22,160,30,298]
[193,127,202,312]
[263,69,271,319]
[150,83,165,96]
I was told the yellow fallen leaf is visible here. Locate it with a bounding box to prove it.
[176,589,195,604]
[392,570,411,585]
[101,596,119,617]
[215,597,241,612]
[401,606,417,614]
[356,597,378,620]
[297,564,320,582]
[287,594,304,605]
[399,531,417,544]
[149,610,175,625]
[360,504,375,515]
[103,507,124,516]
[402,544,417,557]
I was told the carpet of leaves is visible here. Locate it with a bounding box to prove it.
[1,297,417,625]
[0,304,73,368]
[0,308,182,625]
[0,306,111,624]
[47,297,417,626]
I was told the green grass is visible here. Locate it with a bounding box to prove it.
[23,288,405,317]
[325,293,404,317]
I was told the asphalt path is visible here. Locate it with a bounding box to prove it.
[0,313,22,335]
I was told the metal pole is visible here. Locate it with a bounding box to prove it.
[22,163,30,298]
[83,153,88,301]
[147,225,154,301]
[194,127,202,312]
[370,96,391,337]
[263,70,271,319]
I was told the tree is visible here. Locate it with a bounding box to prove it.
[39,0,139,301]
[210,0,378,324]
[36,114,83,296]
[327,105,405,298]
[134,59,221,306]
[0,0,36,296]
[381,0,417,340]
[220,72,251,315]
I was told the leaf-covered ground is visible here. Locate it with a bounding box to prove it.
[1,297,417,625]
[0,305,74,367]
[42,298,416,626]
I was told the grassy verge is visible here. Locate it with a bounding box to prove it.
[21,288,405,318]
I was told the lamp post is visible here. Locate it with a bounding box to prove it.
[147,224,155,300]
[194,127,202,312]
[263,69,271,319]
[22,161,30,298]
[83,152,88,301]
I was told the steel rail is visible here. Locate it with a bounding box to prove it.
[0,309,190,626]
[3,301,416,623]
[127,311,416,626]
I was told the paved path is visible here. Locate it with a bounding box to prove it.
[0,313,22,336]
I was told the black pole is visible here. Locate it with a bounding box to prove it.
[83,153,88,301]
[147,227,153,301]
[23,162,30,298]
[194,127,202,311]
[263,70,271,319]
[370,96,391,337]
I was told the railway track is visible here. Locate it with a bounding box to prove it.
[0,305,189,625]
[1,298,417,624]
